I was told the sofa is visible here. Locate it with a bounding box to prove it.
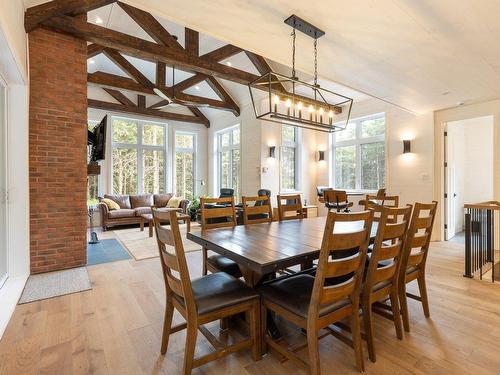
[98,193,189,231]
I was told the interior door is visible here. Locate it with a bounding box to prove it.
[448,166,456,239]
[0,84,7,288]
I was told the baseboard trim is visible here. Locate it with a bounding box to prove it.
[0,275,28,339]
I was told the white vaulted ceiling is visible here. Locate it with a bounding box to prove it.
[24,0,500,114]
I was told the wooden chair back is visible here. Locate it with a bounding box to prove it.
[309,210,373,320]
[153,208,196,313]
[364,194,399,222]
[242,195,273,225]
[200,197,237,230]
[324,189,349,205]
[400,202,438,277]
[277,194,303,221]
[364,205,412,296]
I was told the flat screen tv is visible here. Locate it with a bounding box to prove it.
[89,115,107,162]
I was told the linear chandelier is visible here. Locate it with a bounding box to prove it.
[248,15,353,132]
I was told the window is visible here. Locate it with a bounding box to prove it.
[217,126,240,200]
[280,125,299,191]
[111,117,167,195]
[331,114,385,191]
[175,132,196,199]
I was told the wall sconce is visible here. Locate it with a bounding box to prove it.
[269,146,276,158]
[403,140,411,154]
[318,150,325,162]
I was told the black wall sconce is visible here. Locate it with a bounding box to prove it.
[269,146,276,158]
[403,140,411,154]
[318,150,325,161]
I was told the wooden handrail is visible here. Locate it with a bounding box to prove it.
[464,201,500,210]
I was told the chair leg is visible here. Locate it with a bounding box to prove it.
[182,322,198,375]
[362,302,375,363]
[389,290,403,340]
[260,304,268,355]
[202,246,208,276]
[417,275,430,318]
[399,283,410,332]
[160,299,175,355]
[351,309,365,372]
[306,327,321,375]
[248,301,262,362]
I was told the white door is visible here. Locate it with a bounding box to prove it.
[0,84,7,288]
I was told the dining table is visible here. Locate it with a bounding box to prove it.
[187,216,378,286]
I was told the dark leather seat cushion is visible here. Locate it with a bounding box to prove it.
[173,272,258,315]
[108,209,136,219]
[259,274,350,319]
[208,255,242,278]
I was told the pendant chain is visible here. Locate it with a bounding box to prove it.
[291,28,296,79]
[314,39,318,87]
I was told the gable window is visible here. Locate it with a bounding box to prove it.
[111,117,167,195]
[280,125,299,191]
[217,125,240,200]
[175,132,196,199]
[331,113,385,191]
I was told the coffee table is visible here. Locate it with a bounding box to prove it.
[140,211,191,237]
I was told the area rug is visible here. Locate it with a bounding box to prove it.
[19,267,92,304]
[87,239,131,266]
[113,224,201,260]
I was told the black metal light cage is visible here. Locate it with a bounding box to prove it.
[248,72,353,133]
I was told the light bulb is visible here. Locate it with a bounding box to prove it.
[297,102,303,110]
[308,105,314,113]
[319,108,324,115]
[328,110,334,118]
[273,95,280,104]
[285,99,292,107]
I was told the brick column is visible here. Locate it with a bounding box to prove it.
[28,28,88,274]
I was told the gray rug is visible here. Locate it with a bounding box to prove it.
[19,267,92,304]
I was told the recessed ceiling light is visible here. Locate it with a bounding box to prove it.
[226,61,232,66]
[441,91,450,96]
[88,59,95,64]
[195,85,200,90]
[95,16,103,24]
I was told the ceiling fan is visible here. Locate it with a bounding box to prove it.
[153,65,209,109]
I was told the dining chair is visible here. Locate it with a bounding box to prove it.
[200,197,241,278]
[361,205,412,363]
[259,210,374,374]
[152,208,261,374]
[364,194,399,222]
[277,194,303,221]
[398,201,438,332]
[242,195,273,225]
[324,189,354,212]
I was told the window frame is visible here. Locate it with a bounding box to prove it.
[330,113,386,192]
[280,124,301,193]
[216,125,241,198]
[110,116,168,195]
[174,130,197,198]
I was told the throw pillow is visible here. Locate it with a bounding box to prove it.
[101,198,120,211]
[166,196,183,208]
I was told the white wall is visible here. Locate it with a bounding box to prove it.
[0,0,27,78]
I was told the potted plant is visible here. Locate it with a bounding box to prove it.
[188,196,200,221]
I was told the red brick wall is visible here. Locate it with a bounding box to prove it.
[29,28,88,274]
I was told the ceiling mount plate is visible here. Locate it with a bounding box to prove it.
[284,14,325,39]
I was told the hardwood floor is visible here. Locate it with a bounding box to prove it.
[1,240,500,374]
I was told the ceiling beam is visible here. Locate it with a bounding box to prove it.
[103,87,135,106]
[87,43,105,58]
[245,50,286,91]
[25,0,117,32]
[103,48,153,87]
[42,15,258,84]
[185,28,199,56]
[202,44,242,62]
[117,1,184,50]
[88,98,209,126]
[137,94,146,108]
[188,107,209,126]
[88,71,239,114]
[205,77,240,116]
[156,62,166,87]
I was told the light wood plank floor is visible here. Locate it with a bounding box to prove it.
[1,240,500,375]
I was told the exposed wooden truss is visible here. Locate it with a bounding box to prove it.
[26,0,341,126]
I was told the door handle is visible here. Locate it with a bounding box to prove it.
[453,193,457,197]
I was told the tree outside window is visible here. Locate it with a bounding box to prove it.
[331,114,386,191]
[111,117,167,195]
[217,126,240,201]
[175,132,196,199]
[280,125,299,191]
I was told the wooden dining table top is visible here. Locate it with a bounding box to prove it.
[187,216,378,276]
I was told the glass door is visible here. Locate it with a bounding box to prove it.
[0,84,7,288]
